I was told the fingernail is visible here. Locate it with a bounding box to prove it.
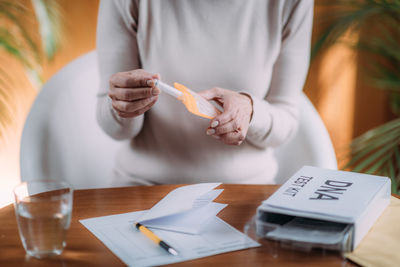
[146,79,153,86]
[152,87,161,96]
[206,129,215,135]
[211,121,219,128]
[212,135,221,140]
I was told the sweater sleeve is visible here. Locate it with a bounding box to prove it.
[96,0,144,140]
[246,0,314,149]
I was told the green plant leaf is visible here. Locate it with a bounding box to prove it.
[365,153,390,174]
[0,1,40,63]
[0,67,14,139]
[345,129,400,166]
[0,0,63,138]
[0,27,31,68]
[388,148,399,193]
[31,0,62,59]
[312,0,391,59]
[347,138,399,172]
[351,118,400,147]
[342,119,400,194]
[352,143,397,172]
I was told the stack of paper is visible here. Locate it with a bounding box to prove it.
[80,183,259,266]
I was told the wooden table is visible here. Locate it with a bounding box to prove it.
[0,184,356,266]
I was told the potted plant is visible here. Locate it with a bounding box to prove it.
[313,0,400,193]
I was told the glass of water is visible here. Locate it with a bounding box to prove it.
[13,180,73,259]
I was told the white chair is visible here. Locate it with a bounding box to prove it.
[20,51,121,189]
[274,96,338,183]
[20,51,337,189]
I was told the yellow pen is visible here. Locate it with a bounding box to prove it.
[135,223,179,256]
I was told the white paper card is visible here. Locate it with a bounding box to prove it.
[137,183,225,234]
[80,211,260,267]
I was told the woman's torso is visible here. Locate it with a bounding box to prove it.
[115,0,286,185]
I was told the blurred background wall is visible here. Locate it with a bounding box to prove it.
[0,0,99,206]
[0,0,393,207]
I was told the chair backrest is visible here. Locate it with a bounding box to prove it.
[20,51,337,189]
[273,94,337,183]
[20,51,121,189]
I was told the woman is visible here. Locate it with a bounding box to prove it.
[96,0,313,185]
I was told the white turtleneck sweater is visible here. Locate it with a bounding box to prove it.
[96,0,313,185]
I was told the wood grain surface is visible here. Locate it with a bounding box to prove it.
[0,184,357,266]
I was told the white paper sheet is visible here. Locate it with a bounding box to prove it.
[80,211,260,267]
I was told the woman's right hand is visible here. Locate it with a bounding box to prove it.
[108,69,161,118]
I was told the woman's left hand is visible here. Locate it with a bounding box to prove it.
[198,88,253,146]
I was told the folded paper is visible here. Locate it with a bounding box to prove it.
[137,183,227,234]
